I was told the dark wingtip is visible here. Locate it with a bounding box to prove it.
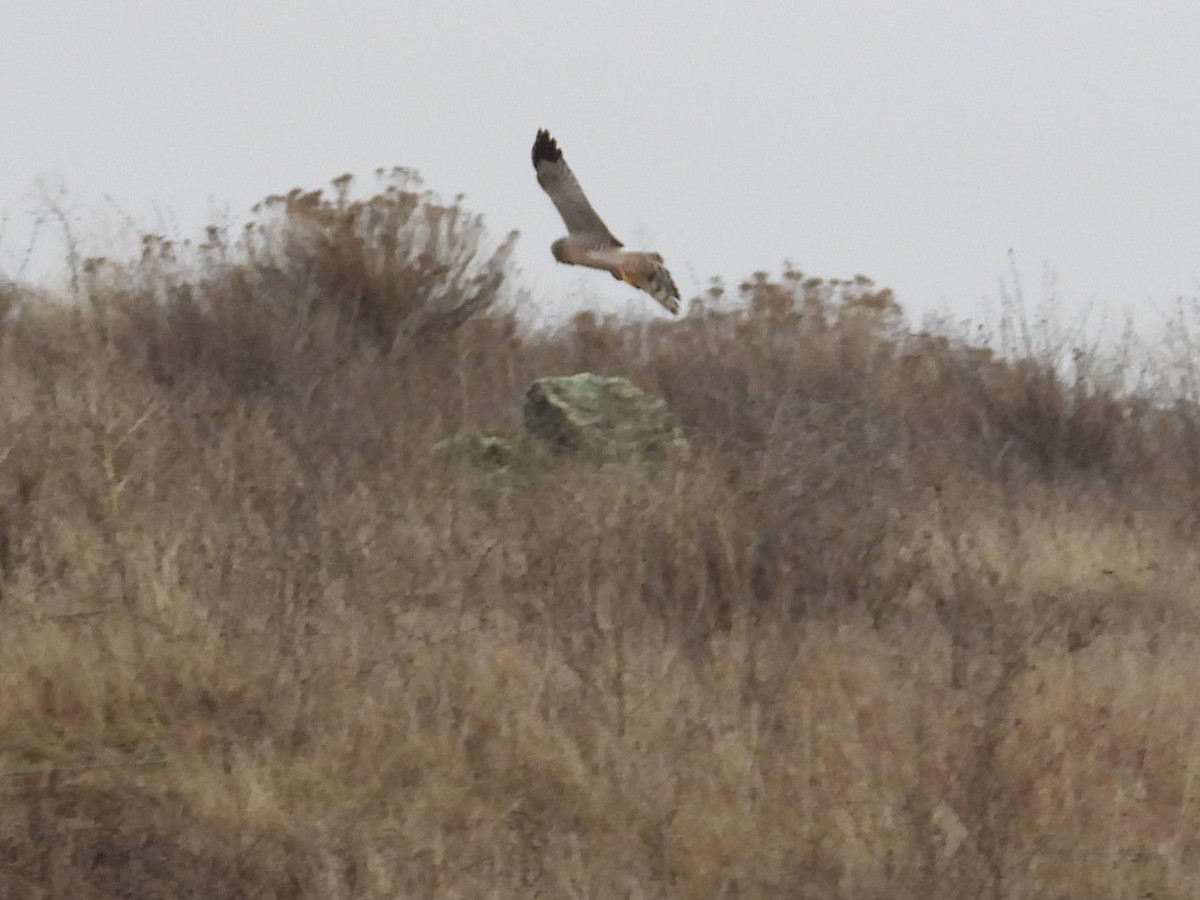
[532,129,562,168]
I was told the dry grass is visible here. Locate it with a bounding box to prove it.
[2,178,1200,898]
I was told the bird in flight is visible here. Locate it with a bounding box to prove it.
[531,129,680,315]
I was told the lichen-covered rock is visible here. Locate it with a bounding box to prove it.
[430,431,520,468]
[523,373,686,458]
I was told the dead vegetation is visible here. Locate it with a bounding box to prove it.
[1,175,1200,898]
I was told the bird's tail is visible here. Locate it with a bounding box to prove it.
[636,254,681,315]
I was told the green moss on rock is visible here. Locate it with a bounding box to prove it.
[523,373,687,459]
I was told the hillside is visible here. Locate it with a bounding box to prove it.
[1,174,1199,898]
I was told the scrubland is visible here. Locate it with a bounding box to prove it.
[2,173,1200,898]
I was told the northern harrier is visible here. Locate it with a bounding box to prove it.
[532,129,681,315]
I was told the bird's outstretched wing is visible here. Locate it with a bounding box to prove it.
[531,130,622,247]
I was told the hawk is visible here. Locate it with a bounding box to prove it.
[532,129,681,315]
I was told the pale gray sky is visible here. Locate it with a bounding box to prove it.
[3,1,1199,330]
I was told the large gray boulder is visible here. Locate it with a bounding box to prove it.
[523,373,686,458]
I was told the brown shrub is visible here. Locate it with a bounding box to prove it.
[1,203,1199,896]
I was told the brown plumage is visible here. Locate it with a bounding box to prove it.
[532,129,680,315]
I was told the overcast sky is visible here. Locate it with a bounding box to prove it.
[3,2,1198,332]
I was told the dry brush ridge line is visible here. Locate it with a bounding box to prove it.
[0,173,1198,897]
